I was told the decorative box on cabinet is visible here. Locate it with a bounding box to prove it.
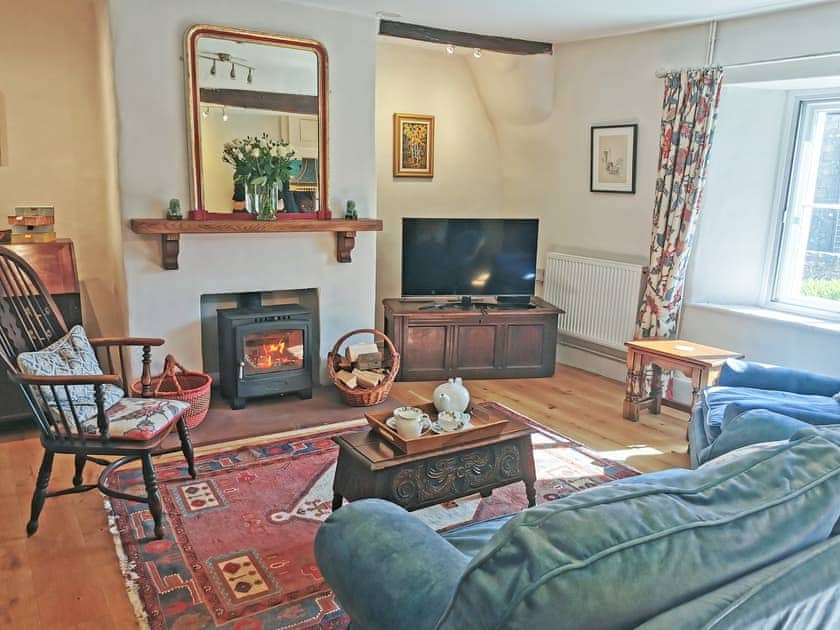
[0,239,82,424]
[383,298,561,381]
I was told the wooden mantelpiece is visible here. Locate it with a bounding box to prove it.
[129,218,383,269]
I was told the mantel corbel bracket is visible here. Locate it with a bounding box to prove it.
[336,231,357,263]
[162,234,180,270]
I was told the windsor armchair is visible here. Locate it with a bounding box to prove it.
[0,246,196,539]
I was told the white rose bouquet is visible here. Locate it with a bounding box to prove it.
[222,133,298,188]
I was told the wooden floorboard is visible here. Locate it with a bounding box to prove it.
[0,364,689,628]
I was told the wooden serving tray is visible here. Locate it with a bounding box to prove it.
[365,402,509,454]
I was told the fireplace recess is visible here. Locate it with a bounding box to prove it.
[218,304,313,409]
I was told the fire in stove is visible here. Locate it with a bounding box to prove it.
[243,331,304,374]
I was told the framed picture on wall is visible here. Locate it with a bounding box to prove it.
[393,113,435,178]
[590,123,637,193]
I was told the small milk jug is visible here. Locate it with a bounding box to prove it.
[433,377,470,413]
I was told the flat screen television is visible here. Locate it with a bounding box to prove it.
[402,218,538,297]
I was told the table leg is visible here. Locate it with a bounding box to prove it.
[690,367,710,411]
[650,364,663,415]
[520,436,538,507]
[331,493,344,511]
[623,349,643,421]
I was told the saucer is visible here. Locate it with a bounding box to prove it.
[431,412,472,434]
[386,416,432,437]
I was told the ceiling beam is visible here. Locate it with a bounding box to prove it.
[200,88,317,115]
[379,19,552,55]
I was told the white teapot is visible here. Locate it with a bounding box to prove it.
[433,377,470,413]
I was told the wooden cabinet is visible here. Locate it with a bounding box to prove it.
[0,239,82,424]
[383,298,561,381]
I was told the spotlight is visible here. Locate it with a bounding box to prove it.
[210,60,217,76]
[445,44,454,55]
[247,67,253,84]
[202,107,209,119]
[230,63,236,79]
[222,107,228,122]
[473,48,482,58]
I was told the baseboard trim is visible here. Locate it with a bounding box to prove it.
[557,334,626,362]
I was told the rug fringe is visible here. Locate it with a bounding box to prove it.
[104,498,151,630]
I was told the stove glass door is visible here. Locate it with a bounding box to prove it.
[242,328,305,376]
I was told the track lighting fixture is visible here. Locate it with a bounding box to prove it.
[445,44,454,55]
[230,63,236,79]
[473,48,482,58]
[199,53,255,83]
[210,59,217,75]
[222,107,229,122]
[202,107,209,119]
[247,67,253,84]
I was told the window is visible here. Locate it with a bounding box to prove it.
[774,98,840,316]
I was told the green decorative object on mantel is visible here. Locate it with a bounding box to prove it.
[345,200,358,220]
[167,198,182,220]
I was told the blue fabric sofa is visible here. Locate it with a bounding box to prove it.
[688,359,840,467]
[315,425,840,629]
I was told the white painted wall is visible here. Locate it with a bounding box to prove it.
[107,0,378,382]
[472,1,840,378]
[375,42,504,327]
[0,0,126,337]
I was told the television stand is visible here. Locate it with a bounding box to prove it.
[384,297,562,381]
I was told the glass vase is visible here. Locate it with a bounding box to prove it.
[246,182,280,221]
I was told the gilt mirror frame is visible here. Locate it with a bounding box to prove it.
[184,25,329,219]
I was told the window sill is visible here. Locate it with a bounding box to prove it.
[686,303,840,334]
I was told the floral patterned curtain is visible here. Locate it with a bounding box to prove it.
[636,67,724,338]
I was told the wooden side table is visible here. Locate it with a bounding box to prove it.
[623,340,743,421]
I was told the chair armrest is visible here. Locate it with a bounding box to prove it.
[719,359,840,397]
[314,499,469,630]
[88,337,165,348]
[11,373,124,387]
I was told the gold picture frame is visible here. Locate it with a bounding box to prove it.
[393,113,434,178]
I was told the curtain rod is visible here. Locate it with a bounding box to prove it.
[655,48,840,78]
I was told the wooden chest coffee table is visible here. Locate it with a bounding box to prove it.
[331,403,537,512]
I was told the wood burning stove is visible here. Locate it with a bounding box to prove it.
[218,304,313,409]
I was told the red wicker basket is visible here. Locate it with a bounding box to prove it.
[328,329,400,407]
[131,354,212,428]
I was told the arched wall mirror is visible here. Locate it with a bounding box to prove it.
[185,25,329,219]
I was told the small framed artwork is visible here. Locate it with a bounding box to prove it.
[590,124,637,193]
[393,113,434,178]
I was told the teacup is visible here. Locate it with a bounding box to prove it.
[437,410,467,432]
[393,406,430,439]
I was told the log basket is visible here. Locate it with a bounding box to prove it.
[328,328,400,407]
[131,354,212,428]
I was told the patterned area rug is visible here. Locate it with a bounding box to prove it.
[106,406,637,629]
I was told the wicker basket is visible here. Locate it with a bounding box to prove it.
[131,354,212,428]
[328,329,400,407]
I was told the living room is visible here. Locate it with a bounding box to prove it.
[1,0,839,627]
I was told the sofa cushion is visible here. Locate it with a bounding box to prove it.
[719,359,840,397]
[698,409,811,465]
[17,325,125,424]
[436,431,840,630]
[442,514,516,559]
[637,536,840,630]
[700,385,840,443]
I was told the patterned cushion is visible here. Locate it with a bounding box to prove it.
[79,398,190,441]
[16,325,124,423]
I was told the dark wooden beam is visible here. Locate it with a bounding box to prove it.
[199,88,318,114]
[378,20,552,56]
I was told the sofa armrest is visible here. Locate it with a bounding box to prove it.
[718,359,840,397]
[314,499,469,630]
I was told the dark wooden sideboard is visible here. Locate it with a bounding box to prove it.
[0,240,82,424]
[383,298,561,381]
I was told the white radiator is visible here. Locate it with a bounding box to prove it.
[543,252,647,352]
